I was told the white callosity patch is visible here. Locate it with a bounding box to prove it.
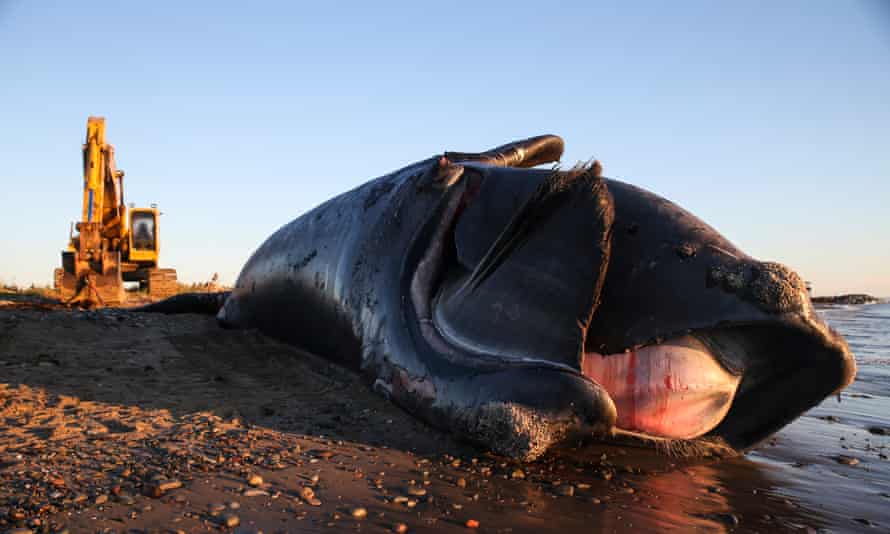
[582,336,740,440]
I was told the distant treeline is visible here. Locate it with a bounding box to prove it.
[811,294,883,305]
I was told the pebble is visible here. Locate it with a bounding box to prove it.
[350,507,368,519]
[835,455,860,466]
[465,519,480,529]
[511,469,525,479]
[7,510,25,520]
[220,513,240,527]
[407,487,427,497]
[6,529,33,534]
[392,523,408,533]
[299,486,321,506]
[557,484,575,497]
[456,478,467,488]
[868,426,889,436]
[145,479,183,497]
[243,488,269,497]
[247,474,264,487]
[93,494,109,505]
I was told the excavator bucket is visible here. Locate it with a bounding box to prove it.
[55,250,124,308]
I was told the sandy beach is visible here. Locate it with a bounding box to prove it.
[0,294,887,533]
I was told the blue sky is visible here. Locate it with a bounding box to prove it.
[1,1,888,296]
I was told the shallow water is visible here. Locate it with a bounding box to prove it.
[742,302,890,531]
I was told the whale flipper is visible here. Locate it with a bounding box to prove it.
[446,134,564,168]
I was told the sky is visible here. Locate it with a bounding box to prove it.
[0,0,888,296]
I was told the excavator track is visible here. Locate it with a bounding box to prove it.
[147,268,178,301]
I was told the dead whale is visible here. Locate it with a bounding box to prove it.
[141,135,856,461]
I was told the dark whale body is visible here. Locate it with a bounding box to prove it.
[145,136,856,461]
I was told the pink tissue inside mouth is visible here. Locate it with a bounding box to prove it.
[582,336,741,440]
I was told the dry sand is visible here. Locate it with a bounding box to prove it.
[0,293,886,533]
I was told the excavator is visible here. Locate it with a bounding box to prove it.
[54,117,177,307]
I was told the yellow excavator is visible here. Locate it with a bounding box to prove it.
[54,117,177,306]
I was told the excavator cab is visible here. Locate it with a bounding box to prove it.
[129,208,159,262]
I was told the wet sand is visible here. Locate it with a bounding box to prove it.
[0,294,887,533]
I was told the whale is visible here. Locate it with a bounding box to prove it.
[141,135,856,461]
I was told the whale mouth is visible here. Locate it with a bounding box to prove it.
[582,321,855,450]
[582,335,741,440]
